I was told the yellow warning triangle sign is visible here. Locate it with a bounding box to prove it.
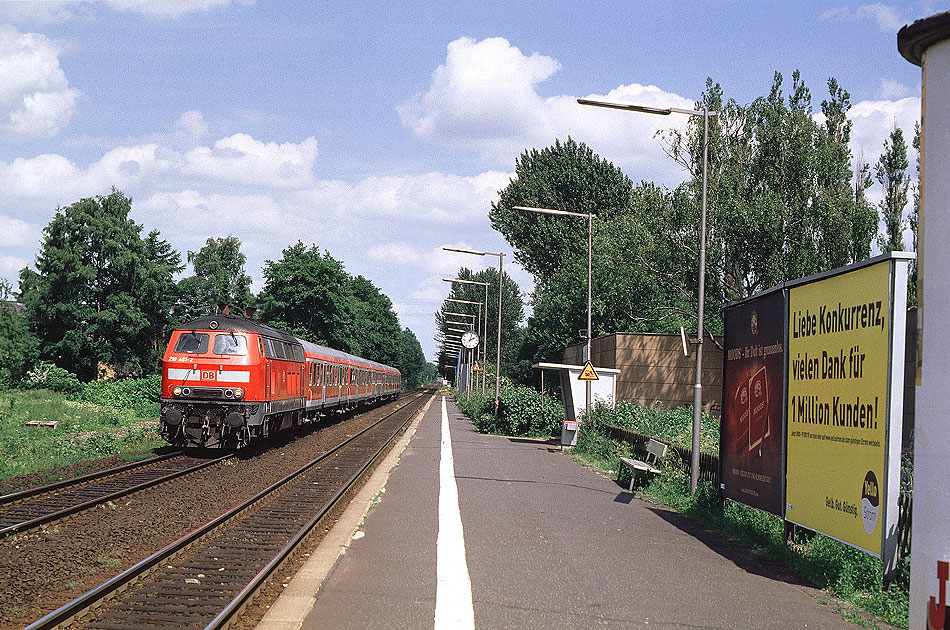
[578,360,599,381]
[472,361,482,372]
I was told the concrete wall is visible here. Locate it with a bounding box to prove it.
[563,333,723,414]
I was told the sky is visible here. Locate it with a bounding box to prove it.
[0,0,938,363]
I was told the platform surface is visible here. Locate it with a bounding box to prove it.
[272,394,872,629]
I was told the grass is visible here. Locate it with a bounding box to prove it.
[0,388,164,482]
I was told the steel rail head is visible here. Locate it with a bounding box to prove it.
[22,391,433,630]
[0,452,180,507]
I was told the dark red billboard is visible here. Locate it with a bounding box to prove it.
[720,288,786,516]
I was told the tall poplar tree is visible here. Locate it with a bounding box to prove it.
[876,125,910,253]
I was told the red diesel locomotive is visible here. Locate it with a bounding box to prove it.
[160,313,401,448]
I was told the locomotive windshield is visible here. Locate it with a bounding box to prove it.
[213,334,248,355]
[174,332,209,354]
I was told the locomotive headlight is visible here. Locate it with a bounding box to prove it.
[173,386,182,397]
[234,388,244,399]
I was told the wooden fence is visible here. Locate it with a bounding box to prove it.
[606,425,912,563]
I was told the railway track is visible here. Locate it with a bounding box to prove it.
[0,454,231,537]
[25,389,432,630]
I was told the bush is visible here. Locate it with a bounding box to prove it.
[76,375,161,418]
[20,363,83,394]
[454,385,564,438]
[454,389,493,427]
[575,401,620,468]
[496,385,563,437]
[583,400,720,451]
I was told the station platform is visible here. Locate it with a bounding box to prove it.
[257,393,871,629]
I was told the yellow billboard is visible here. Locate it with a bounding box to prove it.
[785,261,890,555]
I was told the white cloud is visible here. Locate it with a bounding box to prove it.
[104,0,254,18]
[0,26,79,141]
[877,78,910,100]
[0,254,31,280]
[367,243,423,265]
[0,124,321,207]
[397,36,692,186]
[848,96,920,169]
[0,3,82,25]
[821,4,906,32]
[0,215,39,248]
[175,110,208,140]
[182,134,319,188]
[0,0,254,22]
[398,36,561,146]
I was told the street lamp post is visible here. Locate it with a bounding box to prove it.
[445,299,484,394]
[515,205,595,419]
[443,247,507,415]
[577,96,717,494]
[443,305,478,394]
[443,278,490,394]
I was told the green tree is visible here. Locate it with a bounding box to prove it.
[0,280,38,387]
[349,274,402,366]
[490,140,695,372]
[876,125,910,253]
[489,72,876,386]
[257,242,357,351]
[489,137,634,282]
[175,236,254,322]
[19,190,176,379]
[436,267,524,383]
[397,327,431,389]
[142,230,183,362]
[666,72,877,300]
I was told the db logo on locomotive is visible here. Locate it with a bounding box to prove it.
[929,560,950,630]
[200,370,216,381]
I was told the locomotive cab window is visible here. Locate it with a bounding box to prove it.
[213,334,247,355]
[175,332,209,354]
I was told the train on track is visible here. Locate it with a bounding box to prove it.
[160,312,401,449]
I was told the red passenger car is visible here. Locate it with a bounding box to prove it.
[160,314,400,449]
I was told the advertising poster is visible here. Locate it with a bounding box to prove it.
[785,261,891,555]
[720,289,786,516]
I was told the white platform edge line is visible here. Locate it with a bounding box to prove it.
[434,395,475,629]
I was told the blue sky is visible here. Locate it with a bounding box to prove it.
[0,0,937,361]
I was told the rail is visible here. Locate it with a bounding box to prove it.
[23,390,431,630]
[0,454,231,537]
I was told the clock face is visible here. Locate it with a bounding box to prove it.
[461,330,479,348]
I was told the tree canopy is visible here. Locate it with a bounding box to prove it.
[398,327,435,389]
[436,266,524,383]
[175,236,254,323]
[664,73,878,302]
[257,241,430,388]
[491,72,886,379]
[258,242,358,350]
[12,194,426,388]
[876,125,910,253]
[18,190,179,379]
[0,280,38,387]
